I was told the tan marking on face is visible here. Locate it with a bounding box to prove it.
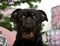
[33,16,36,19]
[21,32,34,39]
[22,15,25,18]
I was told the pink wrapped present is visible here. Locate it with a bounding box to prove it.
[0,27,16,46]
[51,5,60,29]
[48,5,60,46]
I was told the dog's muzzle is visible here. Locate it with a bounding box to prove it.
[22,17,35,28]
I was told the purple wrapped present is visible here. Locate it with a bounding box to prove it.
[48,29,60,46]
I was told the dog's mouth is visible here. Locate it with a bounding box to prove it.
[20,25,38,39]
[20,28,34,39]
[20,20,38,39]
[23,21,34,28]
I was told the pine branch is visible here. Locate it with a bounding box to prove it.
[0,0,41,10]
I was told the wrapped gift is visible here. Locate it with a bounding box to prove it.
[51,5,60,29]
[48,5,60,46]
[48,29,60,46]
[0,27,16,46]
[0,31,8,46]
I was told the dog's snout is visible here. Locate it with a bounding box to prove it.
[22,17,35,28]
[26,17,32,23]
[24,21,33,28]
[27,17,31,20]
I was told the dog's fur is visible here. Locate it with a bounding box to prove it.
[11,9,48,46]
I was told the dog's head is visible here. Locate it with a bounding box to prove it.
[11,9,48,39]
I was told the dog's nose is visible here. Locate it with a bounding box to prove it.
[25,20,33,28]
[26,17,33,24]
[27,17,31,21]
[23,17,34,28]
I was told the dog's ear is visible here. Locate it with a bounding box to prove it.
[11,9,21,23]
[38,10,48,22]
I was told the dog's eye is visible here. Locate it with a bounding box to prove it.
[33,16,36,19]
[20,15,25,20]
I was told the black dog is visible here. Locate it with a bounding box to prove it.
[11,9,48,46]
